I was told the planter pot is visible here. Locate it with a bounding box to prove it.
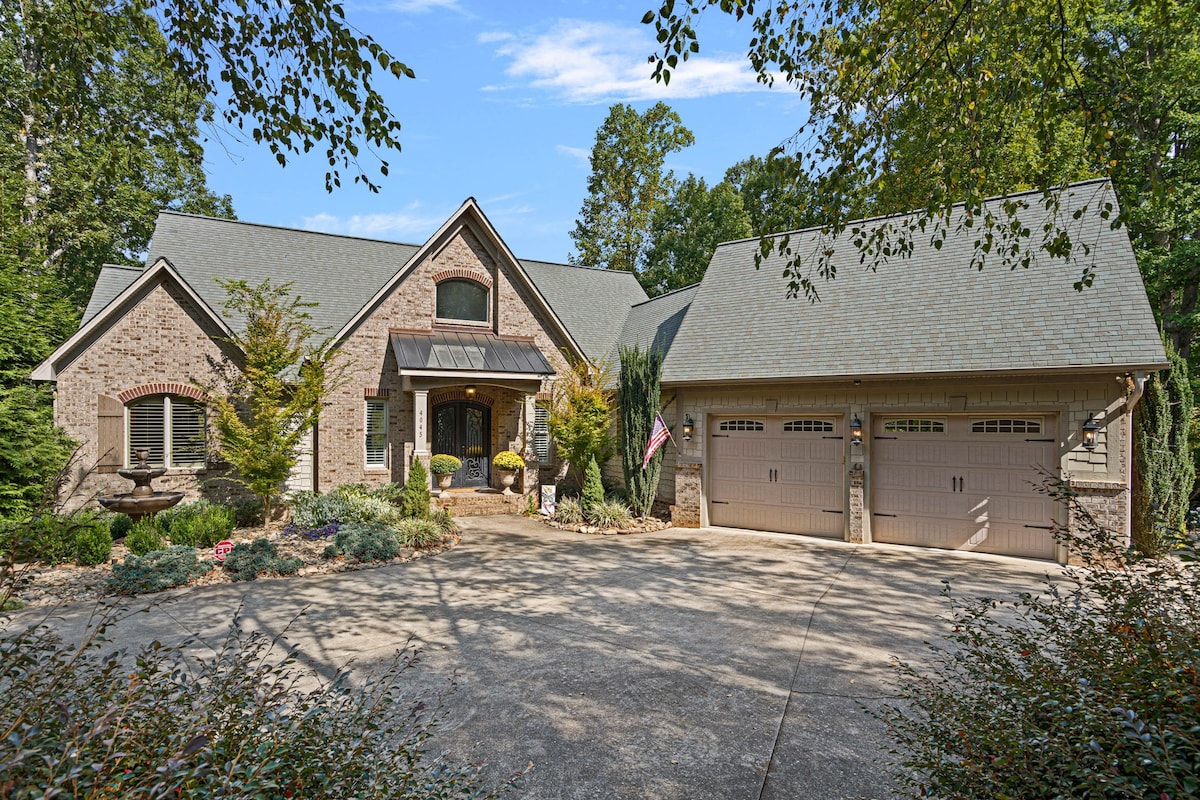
[433,472,454,496]
[498,469,518,495]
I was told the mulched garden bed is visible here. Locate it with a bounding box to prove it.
[5,521,459,609]
[543,515,672,536]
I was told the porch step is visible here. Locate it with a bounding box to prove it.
[434,489,529,517]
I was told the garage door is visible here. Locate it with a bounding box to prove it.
[872,415,1059,559]
[709,416,845,537]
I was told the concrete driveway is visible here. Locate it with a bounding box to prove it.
[9,516,1060,799]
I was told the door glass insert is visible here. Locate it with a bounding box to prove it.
[432,400,491,488]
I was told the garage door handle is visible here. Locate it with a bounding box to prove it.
[1023,524,1055,530]
[821,435,843,440]
[712,500,729,505]
[822,509,843,514]
[875,513,897,517]
[876,435,898,440]
[1025,438,1055,442]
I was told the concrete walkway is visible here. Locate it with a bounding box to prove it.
[8,517,1060,799]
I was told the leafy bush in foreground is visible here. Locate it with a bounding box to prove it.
[107,511,133,540]
[0,614,515,798]
[157,499,236,548]
[554,497,583,524]
[125,517,164,556]
[108,546,211,595]
[394,518,445,548]
[332,522,401,563]
[222,538,303,582]
[881,482,1200,798]
[72,520,112,566]
[587,498,632,529]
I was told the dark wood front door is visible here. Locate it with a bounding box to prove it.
[432,401,490,488]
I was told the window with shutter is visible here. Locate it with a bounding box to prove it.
[533,405,551,466]
[125,396,207,468]
[171,401,207,466]
[366,400,388,468]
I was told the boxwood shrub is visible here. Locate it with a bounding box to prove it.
[108,546,211,595]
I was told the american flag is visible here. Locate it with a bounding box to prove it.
[642,413,672,470]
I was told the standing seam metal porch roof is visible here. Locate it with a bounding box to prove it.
[389,330,554,374]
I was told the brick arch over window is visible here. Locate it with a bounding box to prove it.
[117,382,208,404]
[431,268,493,289]
[430,389,495,407]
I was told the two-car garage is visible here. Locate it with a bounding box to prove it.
[705,413,1061,560]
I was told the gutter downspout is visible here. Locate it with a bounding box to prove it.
[1125,370,1148,539]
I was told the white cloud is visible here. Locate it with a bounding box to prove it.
[302,204,447,240]
[555,144,591,167]
[387,0,460,12]
[484,19,772,104]
[476,30,514,44]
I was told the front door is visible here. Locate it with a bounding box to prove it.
[432,401,491,488]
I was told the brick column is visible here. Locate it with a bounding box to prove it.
[848,466,865,542]
[672,462,702,527]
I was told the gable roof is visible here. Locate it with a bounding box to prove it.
[608,284,698,362]
[520,259,648,362]
[32,258,232,381]
[662,180,1167,384]
[81,264,145,325]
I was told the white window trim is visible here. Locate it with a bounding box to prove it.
[124,395,206,469]
[365,399,389,469]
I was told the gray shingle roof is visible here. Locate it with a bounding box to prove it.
[390,330,553,374]
[662,180,1167,384]
[80,212,647,362]
[519,259,648,361]
[609,284,698,361]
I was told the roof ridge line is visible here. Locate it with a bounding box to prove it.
[630,283,700,308]
[156,210,427,248]
[521,258,640,278]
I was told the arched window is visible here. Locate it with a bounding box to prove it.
[127,395,207,468]
[436,279,489,323]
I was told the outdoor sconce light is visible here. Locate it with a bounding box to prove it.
[1082,414,1099,450]
[851,415,863,445]
[682,414,694,442]
[464,384,477,399]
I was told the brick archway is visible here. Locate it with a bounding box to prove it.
[117,382,208,404]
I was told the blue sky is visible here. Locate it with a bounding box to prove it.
[201,0,805,263]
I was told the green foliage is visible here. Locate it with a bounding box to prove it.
[231,498,265,528]
[491,450,525,471]
[618,345,665,517]
[107,545,211,595]
[204,279,345,521]
[331,522,401,563]
[582,457,605,517]
[429,454,462,475]
[222,538,303,582]
[641,176,753,296]
[554,497,584,525]
[545,359,615,482]
[571,102,695,274]
[587,499,633,529]
[879,482,1200,798]
[13,514,75,566]
[0,615,508,798]
[72,518,112,566]
[288,486,402,529]
[125,518,164,556]
[400,460,431,520]
[157,499,236,548]
[724,154,829,236]
[430,509,456,535]
[1133,340,1196,553]
[108,512,133,540]
[0,385,74,523]
[393,518,445,549]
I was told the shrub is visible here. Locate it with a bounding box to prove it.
[284,520,340,540]
[581,456,604,515]
[333,522,401,563]
[322,543,340,560]
[492,450,525,471]
[125,518,164,556]
[108,546,211,595]
[108,512,133,540]
[0,615,510,798]
[588,498,632,529]
[73,520,112,566]
[231,498,265,528]
[394,518,444,548]
[222,538,303,582]
[879,481,1200,798]
[555,496,584,524]
[399,461,430,520]
[289,489,399,529]
[158,499,236,548]
[429,453,462,475]
[21,513,77,565]
[431,508,456,535]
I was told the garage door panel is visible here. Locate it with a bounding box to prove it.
[873,414,1058,560]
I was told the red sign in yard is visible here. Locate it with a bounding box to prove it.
[213,540,234,561]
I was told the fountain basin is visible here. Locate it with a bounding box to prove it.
[99,491,184,522]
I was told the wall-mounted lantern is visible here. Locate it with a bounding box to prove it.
[1082,414,1099,450]
[682,414,694,442]
[851,415,863,445]
[464,384,477,399]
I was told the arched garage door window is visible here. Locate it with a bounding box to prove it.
[127,395,206,468]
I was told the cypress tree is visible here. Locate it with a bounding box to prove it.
[1132,338,1195,554]
[619,345,664,517]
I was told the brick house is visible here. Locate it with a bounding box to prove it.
[32,180,1167,561]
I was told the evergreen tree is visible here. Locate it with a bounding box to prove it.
[581,457,605,517]
[619,345,665,517]
[400,459,431,520]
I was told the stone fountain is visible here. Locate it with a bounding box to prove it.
[98,448,184,523]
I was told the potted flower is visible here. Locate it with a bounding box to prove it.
[429,454,461,496]
[492,450,525,495]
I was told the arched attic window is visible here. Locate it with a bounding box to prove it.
[436,278,489,324]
